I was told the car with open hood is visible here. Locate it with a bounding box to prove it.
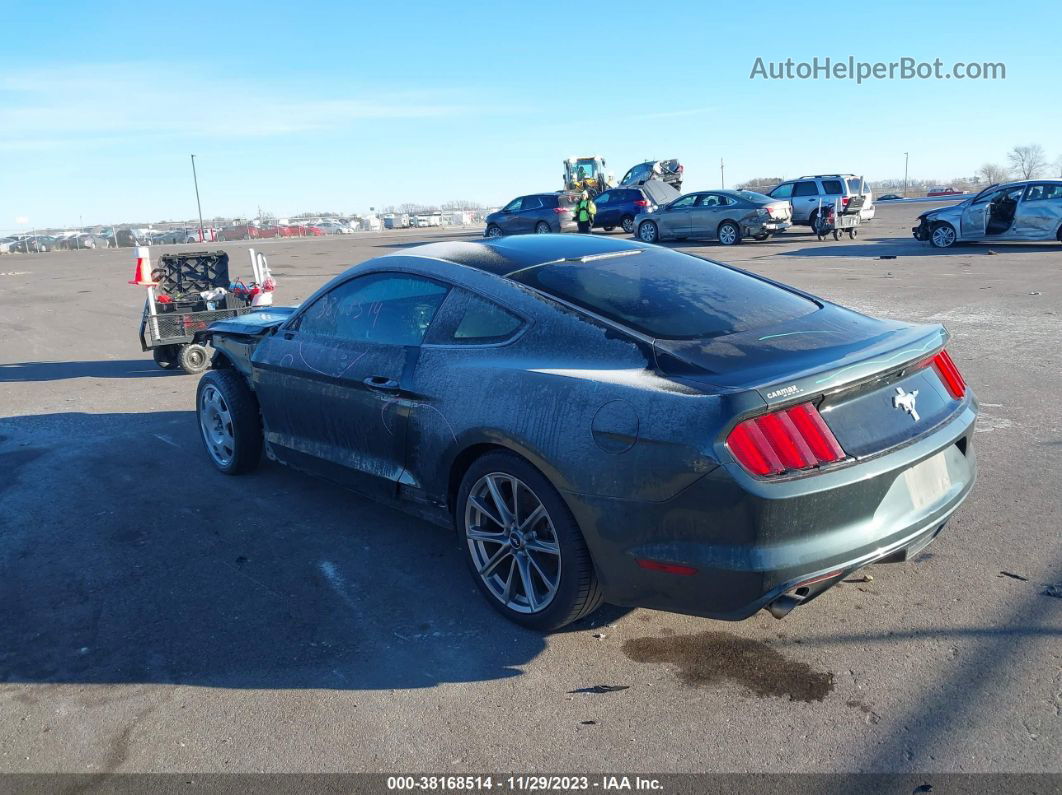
[913,179,1062,248]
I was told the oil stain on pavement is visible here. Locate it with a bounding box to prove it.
[622,631,834,702]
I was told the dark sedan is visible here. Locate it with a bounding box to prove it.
[197,236,977,630]
[484,193,578,237]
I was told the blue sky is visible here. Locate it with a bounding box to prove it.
[2,0,1059,230]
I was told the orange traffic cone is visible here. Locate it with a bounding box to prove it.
[128,246,157,286]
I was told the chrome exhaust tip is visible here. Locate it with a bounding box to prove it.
[765,594,802,619]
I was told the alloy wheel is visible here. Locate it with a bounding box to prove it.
[931,224,956,248]
[719,223,738,245]
[199,384,235,468]
[465,472,561,614]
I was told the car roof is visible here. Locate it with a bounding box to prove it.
[382,235,651,278]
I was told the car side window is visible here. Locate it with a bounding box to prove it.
[770,183,794,199]
[451,292,523,343]
[296,273,450,346]
[503,198,522,212]
[821,180,843,195]
[522,196,543,211]
[596,192,611,204]
[793,181,819,197]
[974,188,1004,205]
[670,194,697,209]
[696,194,720,207]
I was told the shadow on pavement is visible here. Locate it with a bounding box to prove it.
[0,360,170,382]
[777,238,1062,259]
[0,411,548,690]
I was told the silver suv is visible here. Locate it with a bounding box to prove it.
[769,174,875,226]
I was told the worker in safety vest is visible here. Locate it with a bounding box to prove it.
[574,191,596,233]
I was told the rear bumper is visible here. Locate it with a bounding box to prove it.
[564,399,977,620]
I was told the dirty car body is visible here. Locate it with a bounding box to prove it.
[202,235,977,627]
[913,179,1062,248]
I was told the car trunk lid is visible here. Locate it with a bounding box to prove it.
[654,306,961,458]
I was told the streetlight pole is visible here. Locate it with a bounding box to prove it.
[190,154,206,243]
[903,152,909,197]
[720,158,725,189]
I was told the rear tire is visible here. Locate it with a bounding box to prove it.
[153,346,178,370]
[602,225,615,232]
[178,343,210,374]
[808,210,819,232]
[535,221,551,234]
[457,451,603,631]
[717,220,741,245]
[196,369,263,475]
[638,221,659,243]
[621,216,635,234]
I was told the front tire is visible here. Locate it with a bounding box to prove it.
[457,452,603,631]
[535,221,551,234]
[717,220,741,245]
[196,369,263,475]
[930,222,957,248]
[638,221,659,243]
[486,224,503,238]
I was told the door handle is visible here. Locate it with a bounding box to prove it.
[363,375,399,392]
[283,331,295,340]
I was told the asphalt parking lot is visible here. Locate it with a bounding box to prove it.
[1,201,1059,775]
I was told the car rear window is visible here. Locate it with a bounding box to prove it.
[846,177,864,194]
[511,250,817,340]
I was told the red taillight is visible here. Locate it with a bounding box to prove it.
[726,402,845,476]
[841,196,850,206]
[764,206,774,217]
[636,559,698,576]
[553,207,569,214]
[931,349,966,399]
[633,199,649,207]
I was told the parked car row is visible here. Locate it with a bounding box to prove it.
[486,173,874,246]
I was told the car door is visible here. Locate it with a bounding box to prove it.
[594,191,615,227]
[690,193,725,237]
[960,188,1000,239]
[790,180,821,222]
[516,195,544,233]
[1015,183,1062,239]
[250,272,450,499]
[658,194,696,238]
[497,197,523,234]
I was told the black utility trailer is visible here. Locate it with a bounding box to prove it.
[138,251,253,373]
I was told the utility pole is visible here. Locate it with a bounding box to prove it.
[903,152,909,197]
[720,158,725,189]
[190,154,206,243]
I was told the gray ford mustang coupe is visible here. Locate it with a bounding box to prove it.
[197,235,977,630]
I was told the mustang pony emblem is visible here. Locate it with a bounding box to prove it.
[893,386,920,421]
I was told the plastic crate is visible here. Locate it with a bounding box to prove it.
[154,251,230,298]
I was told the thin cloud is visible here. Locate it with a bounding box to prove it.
[0,63,493,147]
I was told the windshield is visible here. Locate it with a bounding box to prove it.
[574,160,599,178]
[511,250,817,340]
